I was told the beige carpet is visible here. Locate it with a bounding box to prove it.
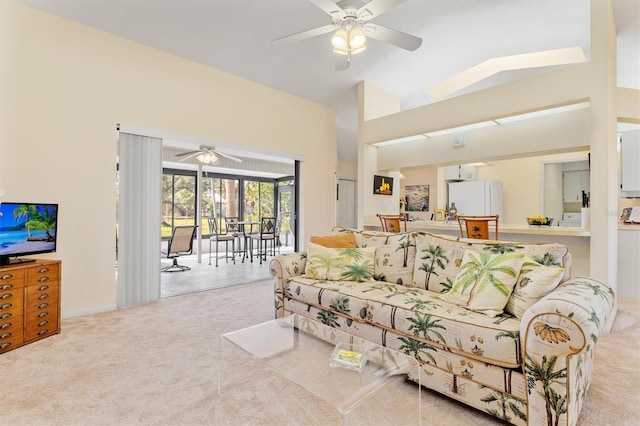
[1,281,639,426]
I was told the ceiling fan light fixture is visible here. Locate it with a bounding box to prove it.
[331,28,348,50]
[196,152,218,164]
[349,27,366,49]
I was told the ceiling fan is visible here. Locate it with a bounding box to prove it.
[273,0,422,71]
[175,146,242,164]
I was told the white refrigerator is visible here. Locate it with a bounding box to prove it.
[448,179,504,222]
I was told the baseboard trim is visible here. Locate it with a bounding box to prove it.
[62,304,118,319]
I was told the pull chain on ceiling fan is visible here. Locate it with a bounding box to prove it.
[273,0,422,71]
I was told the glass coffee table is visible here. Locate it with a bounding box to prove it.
[219,314,421,425]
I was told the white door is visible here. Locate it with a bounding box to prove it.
[337,179,356,229]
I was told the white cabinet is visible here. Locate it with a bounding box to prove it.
[620,129,640,194]
[444,165,476,181]
[563,170,589,202]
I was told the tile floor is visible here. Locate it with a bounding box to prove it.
[160,243,292,298]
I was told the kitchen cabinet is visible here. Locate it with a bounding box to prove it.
[563,170,589,202]
[620,129,640,194]
[444,165,476,181]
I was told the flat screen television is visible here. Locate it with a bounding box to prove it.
[0,202,58,266]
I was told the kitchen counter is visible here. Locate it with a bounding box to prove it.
[363,218,591,237]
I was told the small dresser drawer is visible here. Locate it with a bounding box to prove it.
[0,330,24,354]
[0,298,24,353]
[0,287,24,305]
[0,269,25,290]
[25,315,58,341]
[25,281,60,311]
[27,263,60,286]
[0,296,24,316]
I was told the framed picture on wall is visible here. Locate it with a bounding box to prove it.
[373,175,393,195]
[405,185,430,211]
[434,209,446,221]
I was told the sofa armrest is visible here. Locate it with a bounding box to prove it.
[520,276,616,426]
[269,252,307,318]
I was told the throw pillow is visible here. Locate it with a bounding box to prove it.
[305,242,375,282]
[440,250,524,317]
[310,233,356,248]
[505,257,564,318]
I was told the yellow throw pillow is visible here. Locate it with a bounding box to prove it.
[305,242,375,281]
[505,257,564,318]
[440,250,524,317]
[309,233,356,248]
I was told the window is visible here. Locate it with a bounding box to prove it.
[162,170,197,238]
[202,176,240,234]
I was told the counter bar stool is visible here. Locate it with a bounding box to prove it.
[456,214,499,240]
[377,213,407,233]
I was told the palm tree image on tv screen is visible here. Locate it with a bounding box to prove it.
[0,202,58,265]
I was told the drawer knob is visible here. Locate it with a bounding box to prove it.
[0,342,11,349]
[0,323,11,330]
[38,284,50,291]
[38,312,49,318]
[37,303,49,309]
[38,294,49,300]
[0,294,12,300]
[0,303,12,310]
[0,313,11,320]
[37,329,48,336]
[0,284,13,291]
[38,268,50,273]
[0,274,13,280]
[38,276,50,283]
[38,320,49,327]
[0,332,11,339]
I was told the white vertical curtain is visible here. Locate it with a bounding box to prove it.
[117,132,162,307]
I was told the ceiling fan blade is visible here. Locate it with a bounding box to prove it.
[215,151,242,163]
[335,54,350,71]
[176,152,201,162]
[175,150,201,157]
[357,0,409,21]
[309,0,346,19]
[363,23,422,51]
[272,24,338,46]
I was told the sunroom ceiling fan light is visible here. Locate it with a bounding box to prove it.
[196,152,218,164]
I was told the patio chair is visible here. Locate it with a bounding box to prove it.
[161,225,198,272]
[208,217,235,267]
[250,216,277,264]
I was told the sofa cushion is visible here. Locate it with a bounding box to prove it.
[505,257,564,318]
[286,275,523,367]
[412,232,571,293]
[440,250,524,317]
[310,233,356,248]
[374,244,416,286]
[305,242,375,282]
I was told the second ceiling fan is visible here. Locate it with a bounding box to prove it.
[273,0,422,70]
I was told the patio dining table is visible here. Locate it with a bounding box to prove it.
[235,221,260,262]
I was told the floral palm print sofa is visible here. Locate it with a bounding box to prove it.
[269,228,616,425]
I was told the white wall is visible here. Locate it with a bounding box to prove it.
[0,1,337,315]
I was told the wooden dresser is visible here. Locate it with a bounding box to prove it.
[0,259,61,354]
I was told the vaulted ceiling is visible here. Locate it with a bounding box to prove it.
[15,0,640,164]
